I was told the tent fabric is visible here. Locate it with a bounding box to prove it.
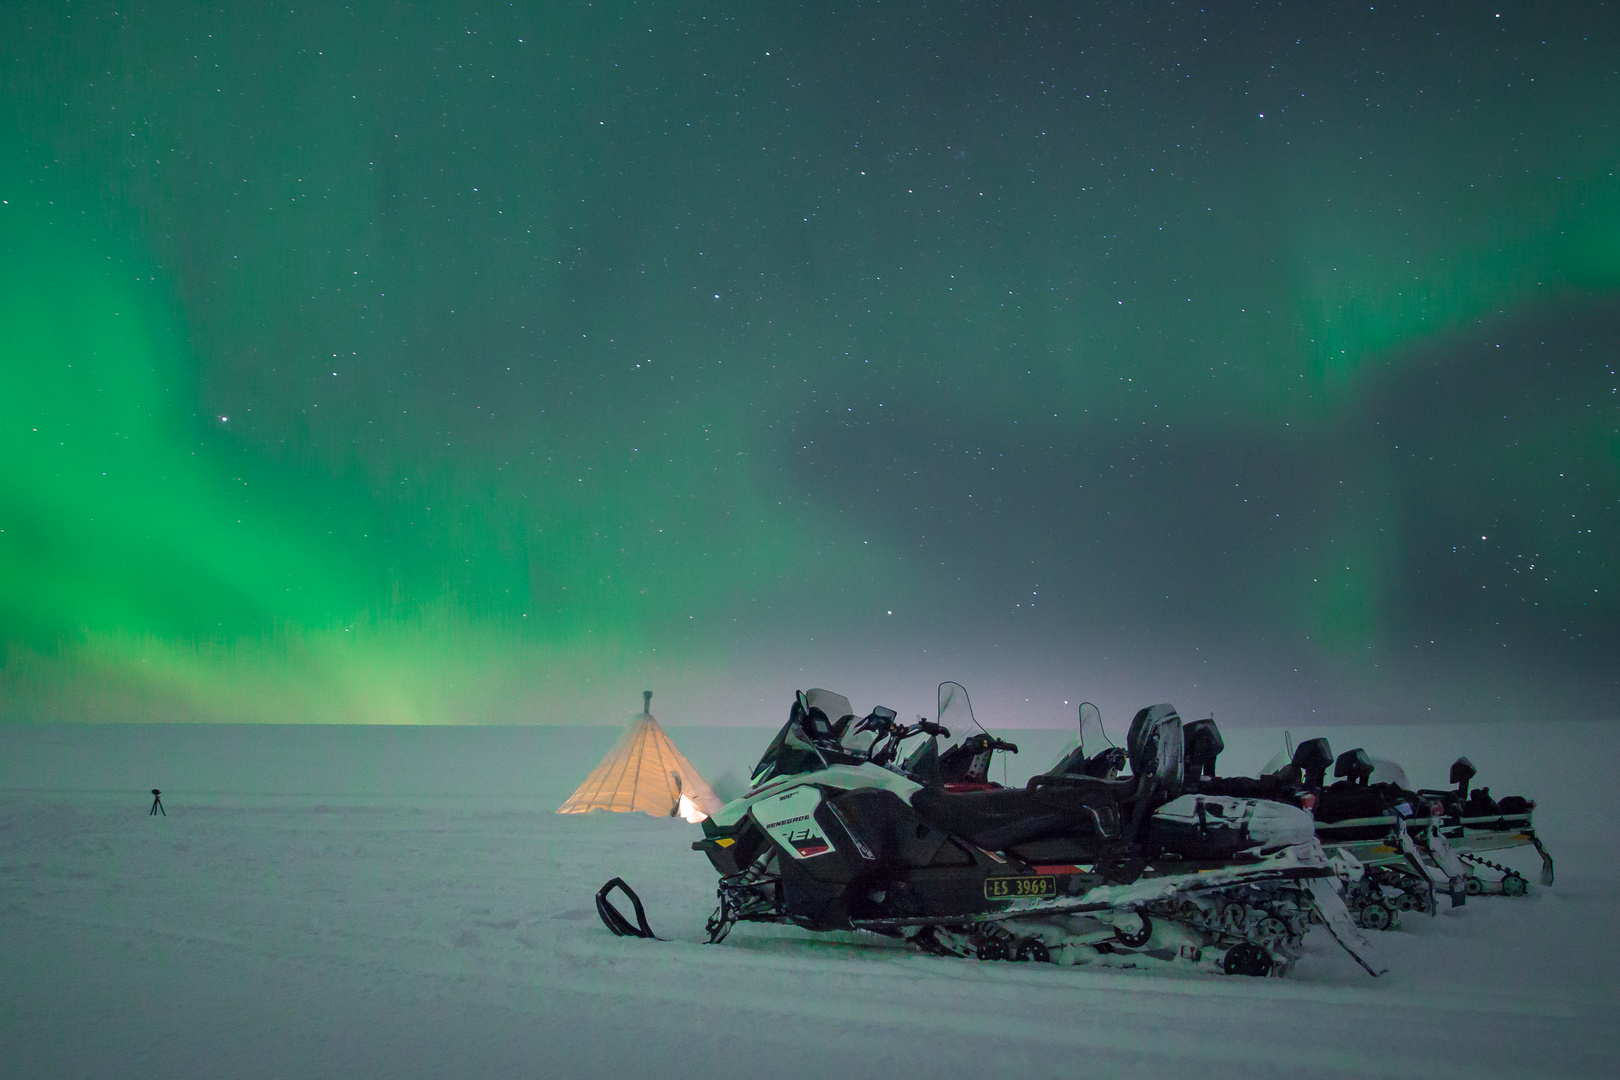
[557,709,723,818]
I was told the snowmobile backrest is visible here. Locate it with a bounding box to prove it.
[1290,737,1333,789]
[1450,756,1476,799]
[1118,711,1184,843]
[1334,748,1374,786]
[1182,718,1224,779]
[1154,716,1185,796]
[1127,704,1180,778]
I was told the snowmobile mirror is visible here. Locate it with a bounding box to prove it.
[1449,756,1476,798]
[1182,718,1224,779]
[1334,748,1374,786]
[1291,738,1333,788]
[854,707,893,734]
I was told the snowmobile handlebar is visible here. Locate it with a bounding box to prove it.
[860,716,950,767]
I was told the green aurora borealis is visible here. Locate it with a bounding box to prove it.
[2,1,1615,725]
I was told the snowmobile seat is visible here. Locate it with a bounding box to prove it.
[1026,771,1138,800]
[911,781,1122,851]
[1497,794,1535,815]
[1187,774,1295,801]
[1314,781,1393,823]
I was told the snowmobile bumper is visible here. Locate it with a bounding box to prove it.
[1532,834,1555,886]
[1306,876,1387,976]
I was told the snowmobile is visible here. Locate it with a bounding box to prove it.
[1198,726,1552,927]
[1304,745,1552,913]
[1183,725,1466,928]
[1049,709,1444,930]
[1371,752,1553,897]
[685,686,1386,977]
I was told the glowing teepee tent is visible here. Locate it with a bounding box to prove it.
[557,691,724,823]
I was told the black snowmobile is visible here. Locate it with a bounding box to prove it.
[1185,723,1553,929]
[1165,721,1458,928]
[1333,749,1554,898]
[685,686,1385,977]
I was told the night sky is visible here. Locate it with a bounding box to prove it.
[2,1,1615,727]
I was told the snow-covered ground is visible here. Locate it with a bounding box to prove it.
[2,720,1616,1079]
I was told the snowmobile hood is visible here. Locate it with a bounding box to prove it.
[709,762,924,828]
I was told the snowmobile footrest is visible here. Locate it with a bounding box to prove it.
[597,877,663,939]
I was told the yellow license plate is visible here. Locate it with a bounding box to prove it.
[984,875,1056,899]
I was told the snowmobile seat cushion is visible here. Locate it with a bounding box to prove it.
[1188,775,1291,801]
[1314,783,1390,822]
[911,785,1116,850]
[1497,795,1535,814]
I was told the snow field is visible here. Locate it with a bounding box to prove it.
[2,721,1616,1079]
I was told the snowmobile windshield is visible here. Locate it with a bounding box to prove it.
[937,681,988,743]
[1260,731,1295,776]
[1080,702,1108,756]
[750,691,869,787]
[750,716,829,787]
[899,735,942,786]
[1368,757,1410,790]
[1047,702,1110,775]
